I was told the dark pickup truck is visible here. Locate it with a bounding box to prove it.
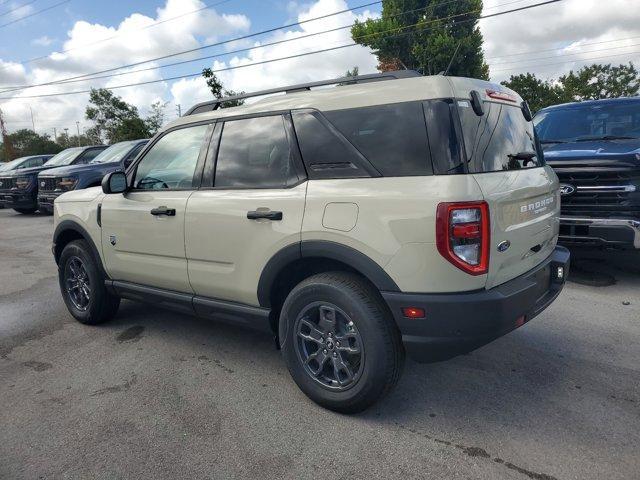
[37,139,147,214]
[0,146,106,214]
[534,97,640,250]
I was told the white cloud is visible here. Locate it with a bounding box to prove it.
[175,0,379,107]
[0,0,250,134]
[31,36,54,47]
[481,0,640,81]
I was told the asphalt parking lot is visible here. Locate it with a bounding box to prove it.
[0,208,638,480]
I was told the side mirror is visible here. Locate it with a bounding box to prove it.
[102,171,128,194]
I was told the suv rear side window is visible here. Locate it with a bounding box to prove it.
[459,101,543,173]
[215,115,299,188]
[78,148,104,164]
[324,102,432,176]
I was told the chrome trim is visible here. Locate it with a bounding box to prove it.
[576,185,637,193]
[560,216,640,248]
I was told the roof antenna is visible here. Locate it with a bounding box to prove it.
[443,41,462,76]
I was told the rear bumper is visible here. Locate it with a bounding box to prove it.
[559,216,640,249]
[382,246,570,363]
[0,191,37,210]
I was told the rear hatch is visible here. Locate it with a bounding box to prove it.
[457,95,560,289]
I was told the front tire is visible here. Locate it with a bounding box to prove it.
[58,240,120,324]
[280,272,404,413]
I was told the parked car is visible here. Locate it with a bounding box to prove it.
[52,71,569,412]
[0,155,53,209]
[37,139,148,214]
[534,97,640,249]
[0,145,107,214]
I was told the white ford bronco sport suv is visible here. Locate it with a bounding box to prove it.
[52,71,570,412]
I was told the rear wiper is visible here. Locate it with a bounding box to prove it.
[540,139,567,144]
[574,135,638,142]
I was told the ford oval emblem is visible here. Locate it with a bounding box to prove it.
[559,184,576,196]
[41,181,45,187]
[497,240,511,252]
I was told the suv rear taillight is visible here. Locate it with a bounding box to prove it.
[436,201,490,275]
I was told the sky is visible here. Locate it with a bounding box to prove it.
[0,0,638,136]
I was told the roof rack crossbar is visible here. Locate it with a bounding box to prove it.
[184,70,420,116]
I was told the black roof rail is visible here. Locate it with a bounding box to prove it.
[184,70,421,116]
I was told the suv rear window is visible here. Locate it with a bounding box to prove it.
[458,101,543,173]
[324,102,432,176]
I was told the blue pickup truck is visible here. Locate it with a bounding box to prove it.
[37,139,148,214]
[534,97,640,250]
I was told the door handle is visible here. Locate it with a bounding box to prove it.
[247,210,283,221]
[150,206,176,216]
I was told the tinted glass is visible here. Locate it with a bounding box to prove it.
[124,142,146,167]
[292,111,372,179]
[534,101,640,142]
[459,102,542,172]
[134,124,208,189]
[22,158,40,168]
[46,147,84,167]
[424,99,464,174]
[78,148,105,163]
[91,141,138,164]
[324,102,432,176]
[215,115,298,188]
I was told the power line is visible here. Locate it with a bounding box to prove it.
[0,0,380,73]
[490,50,640,73]
[489,42,640,66]
[1,0,557,94]
[0,0,39,18]
[0,0,235,70]
[0,0,69,28]
[0,0,482,93]
[485,35,640,60]
[0,0,564,100]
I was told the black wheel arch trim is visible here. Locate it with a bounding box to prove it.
[257,240,400,308]
[53,220,109,279]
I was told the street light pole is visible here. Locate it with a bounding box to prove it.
[29,106,35,132]
[76,121,81,146]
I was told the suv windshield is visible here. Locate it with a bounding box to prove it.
[534,101,640,143]
[90,141,136,164]
[0,157,27,172]
[458,101,543,172]
[46,147,84,167]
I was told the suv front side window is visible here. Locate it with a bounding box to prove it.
[214,115,299,188]
[134,124,209,190]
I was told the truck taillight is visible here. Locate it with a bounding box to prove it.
[436,201,490,275]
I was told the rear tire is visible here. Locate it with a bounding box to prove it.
[58,239,120,325]
[280,272,404,413]
[14,207,37,214]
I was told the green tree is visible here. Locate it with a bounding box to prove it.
[351,0,488,79]
[559,63,639,101]
[501,73,563,113]
[0,129,62,162]
[502,63,640,113]
[201,68,245,108]
[338,66,360,86]
[144,101,167,136]
[85,88,151,143]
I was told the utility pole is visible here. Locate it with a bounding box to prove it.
[64,128,69,146]
[53,127,57,142]
[176,104,182,117]
[0,106,15,161]
[76,121,81,146]
[29,106,35,131]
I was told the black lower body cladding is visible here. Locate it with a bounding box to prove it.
[382,246,570,363]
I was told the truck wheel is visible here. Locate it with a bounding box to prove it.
[14,207,37,214]
[39,206,53,215]
[58,239,120,325]
[279,272,404,413]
